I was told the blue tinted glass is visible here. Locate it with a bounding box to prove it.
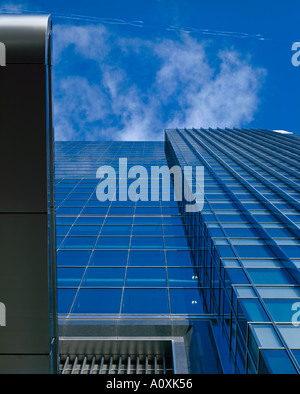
[264,299,299,322]
[82,267,125,287]
[60,236,97,249]
[122,289,169,314]
[81,207,108,215]
[89,250,128,266]
[109,207,135,215]
[208,228,225,237]
[239,299,269,322]
[55,193,69,200]
[56,225,71,236]
[56,207,82,215]
[69,193,91,199]
[168,268,199,287]
[132,225,163,236]
[279,245,300,258]
[105,217,133,225]
[57,250,92,266]
[86,199,110,207]
[259,349,297,374]
[130,237,164,249]
[216,245,236,258]
[216,214,246,222]
[125,268,167,287]
[96,236,130,249]
[56,216,77,225]
[170,289,204,314]
[57,267,85,287]
[134,216,162,225]
[163,226,186,236]
[69,225,101,236]
[57,289,77,314]
[247,268,297,285]
[292,350,300,366]
[72,289,122,313]
[161,207,180,215]
[75,216,105,225]
[101,225,132,235]
[234,245,276,258]
[128,251,165,266]
[60,200,84,207]
[226,268,249,284]
[225,228,259,237]
[162,217,183,225]
[166,251,194,267]
[164,237,189,249]
[266,228,295,237]
[135,207,161,214]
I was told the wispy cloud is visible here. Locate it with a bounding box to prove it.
[0,1,37,13]
[53,23,266,141]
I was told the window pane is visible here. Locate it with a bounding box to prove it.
[170,289,204,314]
[128,251,165,266]
[89,250,128,266]
[57,288,77,314]
[57,250,92,266]
[122,289,169,314]
[130,237,164,249]
[247,269,296,285]
[100,225,132,235]
[69,225,101,236]
[166,251,194,267]
[132,225,163,236]
[57,267,85,287]
[168,268,199,287]
[82,267,125,287]
[96,236,130,249]
[125,268,167,287]
[72,289,122,313]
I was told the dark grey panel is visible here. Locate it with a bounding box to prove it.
[0,64,48,213]
[0,355,52,374]
[0,14,56,374]
[0,214,50,354]
[0,15,51,64]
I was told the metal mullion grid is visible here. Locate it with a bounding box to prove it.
[238,128,300,160]
[55,177,82,208]
[117,141,137,315]
[254,128,300,153]
[167,130,242,352]
[62,185,112,316]
[210,128,300,193]
[166,134,216,312]
[166,131,224,315]
[62,143,128,315]
[222,128,300,174]
[230,128,300,171]
[55,177,89,249]
[118,202,135,314]
[192,128,300,238]
[178,128,300,374]
[218,128,300,180]
[161,200,173,317]
[257,128,300,147]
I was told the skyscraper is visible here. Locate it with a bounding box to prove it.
[56,128,300,374]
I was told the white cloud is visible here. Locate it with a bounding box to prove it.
[52,24,266,141]
[0,1,35,13]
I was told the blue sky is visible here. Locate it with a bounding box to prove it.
[1,0,300,141]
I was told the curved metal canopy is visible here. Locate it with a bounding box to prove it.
[0,14,51,64]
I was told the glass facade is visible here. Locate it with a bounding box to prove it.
[55,128,300,374]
